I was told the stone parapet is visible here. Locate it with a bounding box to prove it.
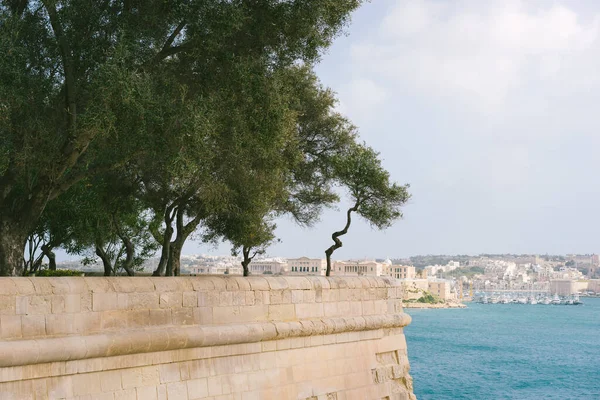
[0,276,415,400]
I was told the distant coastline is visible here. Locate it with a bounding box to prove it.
[403,301,466,309]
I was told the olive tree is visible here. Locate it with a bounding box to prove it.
[0,0,363,275]
[325,145,410,276]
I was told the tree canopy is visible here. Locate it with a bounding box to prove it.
[0,0,410,277]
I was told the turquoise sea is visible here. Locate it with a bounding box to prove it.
[405,297,600,400]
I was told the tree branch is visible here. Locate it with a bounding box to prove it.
[142,20,188,69]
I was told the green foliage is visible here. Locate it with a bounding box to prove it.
[34,269,83,277]
[444,266,485,278]
[0,0,365,275]
[333,144,410,229]
[417,292,444,304]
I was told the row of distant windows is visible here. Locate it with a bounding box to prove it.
[292,266,319,272]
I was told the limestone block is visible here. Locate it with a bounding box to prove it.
[28,295,53,315]
[47,376,73,398]
[100,310,128,330]
[323,302,339,317]
[322,289,339,303]
[90,392,116,400]
[198,291,220,307]
[0,278,18,295]
[158,363,181,384]
[121,367,144,389]
[51,295,66,314]
[232,291,247,306]
[74,312,102,334]
[127,310,151,329]
[268,290,282,305]
[267,277,289,291]
[136,386,158,400]
[190,278,215,291]
[157,384,168,400]
[64,294,82,313]
[192,307,213,325]
[21,315,46,338]
[31,278,54,295]
[231,277,252,291]
[187,378,209,399]
[14,296,28,315]
[211,306,242,325]
[114,388,137,400]
[83,278,113,293]
[93,293,118,312]
[172,309,195,326]
[188,359,212,380]
[225,278,239,291]
[128,293,159,310]
[204,277,227,291]
[219,291,233,306]
[268,304,295,321]
[154,278,193,293]
[349,301,363,316]
[244,291,255,306]
[1,315,22,339]
[182,292,198,308]
[0,380,33,400]
[99,370,122,392]
[10,278,35,294]
[31,378,48,399]
[207,376,223,396]
[294,303,324,319]
[72,372,102,396]
[47,278,72,294]
[159,292,183,309]
[245,277,270,291]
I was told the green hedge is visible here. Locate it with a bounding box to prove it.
[34,269,84,277]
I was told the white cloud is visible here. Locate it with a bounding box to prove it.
[353,0,600,110]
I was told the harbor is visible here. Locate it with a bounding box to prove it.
[475,292,583,305]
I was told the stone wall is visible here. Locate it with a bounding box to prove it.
[0,276,415,400]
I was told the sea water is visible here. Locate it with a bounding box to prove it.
[405,297,600,399]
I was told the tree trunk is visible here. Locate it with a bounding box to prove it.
[95,245,113,276]
[167,244,181,276]
[0,222,27,276]
[165,207,202,276]
[325,202,359,276]
[152,205,176,276]
[43,245,57,271]
[116,233,135,277]
[241,246,255,277]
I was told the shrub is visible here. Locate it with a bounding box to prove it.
[34,269,84,277]
[417,291,444,304]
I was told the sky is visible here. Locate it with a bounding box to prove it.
[56,0,600,261]
[179,0,600,260]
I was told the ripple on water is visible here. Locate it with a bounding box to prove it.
[405,298,600,400]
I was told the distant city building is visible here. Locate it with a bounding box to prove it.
[588,279,600,294]
[187,254,242,275]
[332,260,383,276]
[248,259,287,275]
[592,254,599,266]
[427,279,453,300]
[287,257,326,275]
[398,279,428,300]
[550,279,577,296]
[391,265,416,280]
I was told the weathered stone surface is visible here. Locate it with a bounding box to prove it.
[0,276,415,399]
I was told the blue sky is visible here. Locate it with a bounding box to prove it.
[182,0,600,259]
[56,1,600,261]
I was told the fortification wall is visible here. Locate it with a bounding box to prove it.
[0,276,415,400]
